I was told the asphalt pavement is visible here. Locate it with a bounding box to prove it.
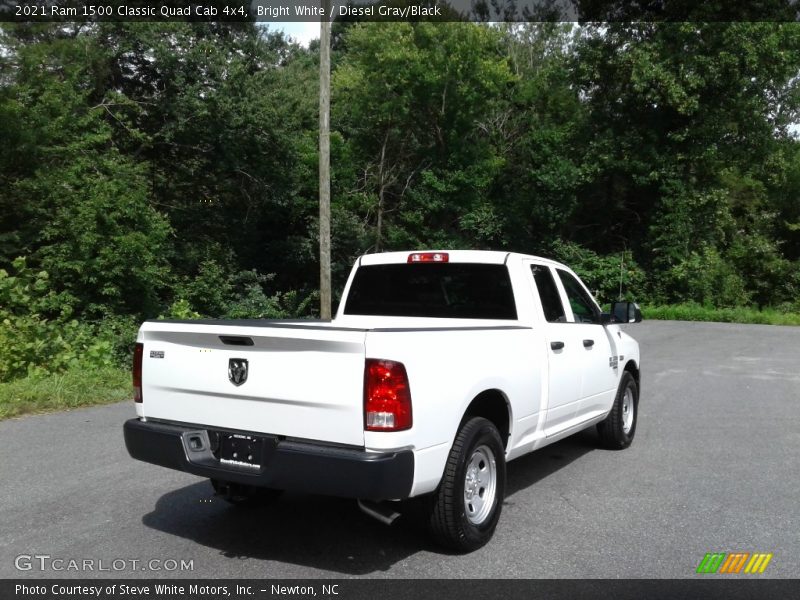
[1,320,798,579]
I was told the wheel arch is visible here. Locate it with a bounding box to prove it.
[461,389,511,450]
[623,359,640,396]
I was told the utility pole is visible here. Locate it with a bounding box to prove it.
[319,0,332,319]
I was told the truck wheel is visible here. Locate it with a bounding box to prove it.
[428,417,506,552]
[597,371,638,450]
[210,479,282,507]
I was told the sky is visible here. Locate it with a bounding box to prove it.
[271,22,320,46]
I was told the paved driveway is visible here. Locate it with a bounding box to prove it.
[1,321,797,578]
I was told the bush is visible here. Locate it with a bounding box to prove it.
[100,313,141,367]
[657,245,751,308]
[170,263,316,320]
[0,258,116,381]
[549,240,646,305]
[223,284,316,319]
[160,298,202,320]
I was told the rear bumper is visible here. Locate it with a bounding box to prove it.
[123,418,414,500]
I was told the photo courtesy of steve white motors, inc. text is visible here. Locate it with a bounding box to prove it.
[14,583,340,598]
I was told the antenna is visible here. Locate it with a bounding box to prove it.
[619,251,625,301]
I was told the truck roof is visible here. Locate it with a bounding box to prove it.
[358,250,563,267]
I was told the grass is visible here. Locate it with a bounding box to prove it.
[643,303,800,326]
[0,365,131,420]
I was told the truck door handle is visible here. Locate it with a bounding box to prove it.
[583,339,595,348]
[550,341,564,350]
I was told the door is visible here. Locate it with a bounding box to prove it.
[529,263,583,435]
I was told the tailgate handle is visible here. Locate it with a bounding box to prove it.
[219,335,254,346]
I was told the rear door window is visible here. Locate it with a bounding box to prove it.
[531,265,566,323]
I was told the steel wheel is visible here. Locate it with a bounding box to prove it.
[621,387,635,435]
[463,444,497,525]
[597,371,638,450]
[428,417,506,552]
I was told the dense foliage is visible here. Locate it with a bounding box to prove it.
[1,21,799,380]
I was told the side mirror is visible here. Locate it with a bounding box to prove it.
[611,301,642,324]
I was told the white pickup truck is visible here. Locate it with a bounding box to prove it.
[124,250,642,551]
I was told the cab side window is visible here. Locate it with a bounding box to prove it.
[556,269,600,324]
[531,265,566,323]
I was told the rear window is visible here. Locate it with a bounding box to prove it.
[344,263,518,320]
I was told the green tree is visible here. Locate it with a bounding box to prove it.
[90,23,310,289]
[0,23,172,319]
[494,23,587,253]
[574,23,800,305]
[334,23,514,252]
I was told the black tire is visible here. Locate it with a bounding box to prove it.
[428,417,506,552]
[597,371,638,450]
[210,479,283,507]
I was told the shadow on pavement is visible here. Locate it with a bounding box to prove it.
[142,429,600,574]
[142,481,430,575]
[505,428,600,498]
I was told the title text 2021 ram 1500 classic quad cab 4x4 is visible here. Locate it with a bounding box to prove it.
[124,250,642,552]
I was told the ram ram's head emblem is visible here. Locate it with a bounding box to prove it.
[228,358,249,386]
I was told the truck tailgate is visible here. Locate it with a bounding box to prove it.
[138,322,367,447]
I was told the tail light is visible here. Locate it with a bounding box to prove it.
[364,359,412,431]
[133,343,143,403]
